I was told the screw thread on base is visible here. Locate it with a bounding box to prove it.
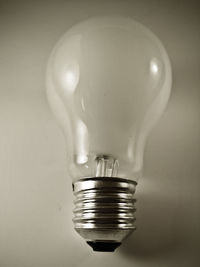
[73,177,137,252]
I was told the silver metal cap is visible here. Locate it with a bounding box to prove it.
[72,177,137,252]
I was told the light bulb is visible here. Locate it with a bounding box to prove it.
[46,16,172,252]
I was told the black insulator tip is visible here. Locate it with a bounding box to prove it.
[87,241,121,252]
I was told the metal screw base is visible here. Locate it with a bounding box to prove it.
[73,177,137,252]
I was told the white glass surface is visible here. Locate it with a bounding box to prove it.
[46,16,172,181]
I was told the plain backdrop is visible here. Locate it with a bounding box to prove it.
[0,0,200,266]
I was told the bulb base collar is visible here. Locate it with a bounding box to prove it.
[73,177,137,252]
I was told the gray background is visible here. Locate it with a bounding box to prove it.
[0,0,199,266]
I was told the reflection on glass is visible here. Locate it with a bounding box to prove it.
[150,59,159,74]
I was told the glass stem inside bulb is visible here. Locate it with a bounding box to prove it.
[95,155,119,177]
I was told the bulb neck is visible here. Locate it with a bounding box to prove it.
[72,177,137,252]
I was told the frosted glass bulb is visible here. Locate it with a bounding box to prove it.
[46,16,172,252]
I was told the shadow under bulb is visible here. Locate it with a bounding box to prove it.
[46,16,172,252]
